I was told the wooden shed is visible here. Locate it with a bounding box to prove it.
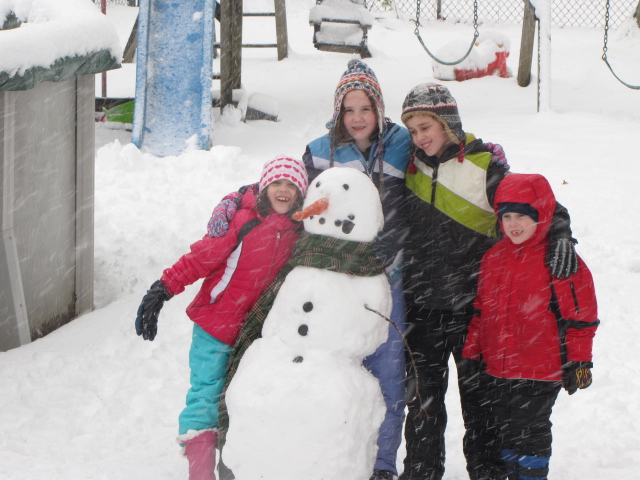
[0,1,120,351]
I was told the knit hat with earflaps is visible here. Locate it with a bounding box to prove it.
[401,83,466,157]
[259,155,309,196]
[325,60,388,194]
[326,59,386,132]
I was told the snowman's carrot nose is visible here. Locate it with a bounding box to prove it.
[293,198,329,221]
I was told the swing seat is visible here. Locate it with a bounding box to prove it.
[309,0,373,59]
[455,51,510,81]
[432,32,511,82]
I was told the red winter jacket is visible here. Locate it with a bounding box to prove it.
[161,190,300,346]
[462,174,598,381]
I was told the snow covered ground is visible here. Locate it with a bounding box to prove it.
[1,1,640,478]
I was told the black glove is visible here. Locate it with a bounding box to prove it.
[562,361,593,395]
[457,358,481,386]
[546,236,578,279]
[135,280,173,341]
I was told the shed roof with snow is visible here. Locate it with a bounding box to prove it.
[0,0,121,90]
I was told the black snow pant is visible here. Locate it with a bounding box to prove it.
[481,375,562,480]
[401,309,504,480]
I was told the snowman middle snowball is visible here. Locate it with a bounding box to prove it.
[222,168,392,480]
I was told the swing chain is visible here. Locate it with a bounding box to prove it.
[601,0,640,89]
[602,0,610,60]
[412,0,480,66]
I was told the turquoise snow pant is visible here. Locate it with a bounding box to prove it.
[178,324,232,436]
[363,277,407,475]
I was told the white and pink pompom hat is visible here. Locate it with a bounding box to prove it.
[259,155,309,197]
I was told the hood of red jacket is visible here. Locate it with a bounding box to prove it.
[494,173,556,247]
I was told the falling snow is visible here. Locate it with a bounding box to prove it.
[1,1,640,479]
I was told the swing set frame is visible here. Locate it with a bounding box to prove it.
[410,0,638,90]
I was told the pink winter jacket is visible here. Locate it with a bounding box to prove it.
[161,190,300,345]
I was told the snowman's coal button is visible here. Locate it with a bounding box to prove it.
[343,184,349,190]
[319,218,325,225]
[315,181,321,188]
[303,302,313,312]
[293,356,304,363]
[298,324,309,336]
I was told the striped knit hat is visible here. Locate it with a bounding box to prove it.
[401,83,465,145]
[259,155,308,196]
[326,59,385,132]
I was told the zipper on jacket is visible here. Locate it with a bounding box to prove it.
[430,164,439,205]
[570,282,579,314]
[266,230,282,281]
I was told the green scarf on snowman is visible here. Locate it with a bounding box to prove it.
[217,230,385,446]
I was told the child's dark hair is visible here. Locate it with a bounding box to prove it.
[256,188,304,219]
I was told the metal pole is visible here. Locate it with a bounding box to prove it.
[101,0,107,98]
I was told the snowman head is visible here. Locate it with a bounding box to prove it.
[293,168,383,243]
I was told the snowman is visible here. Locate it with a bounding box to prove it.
[222,168,392,480]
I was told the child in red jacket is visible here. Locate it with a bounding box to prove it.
[135,155,308,480]
[461,173,599,480]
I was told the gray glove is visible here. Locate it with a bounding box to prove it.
[547,236,578,279]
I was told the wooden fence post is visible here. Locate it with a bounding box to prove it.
[274,0,288,61]
[221,0,243,109]
[517,0,537,87]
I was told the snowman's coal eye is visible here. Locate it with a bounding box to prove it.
[293,356,303,363]
[335,220,342,226]
[316,181,321,188]
[319,218,325,225]
[343,184,349,190]
[303,302,313,312]
[298,324,309,336]
[348,214,355,220]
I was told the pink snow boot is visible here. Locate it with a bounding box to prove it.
[183,430,218,480]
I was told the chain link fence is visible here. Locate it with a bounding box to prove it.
[95,0,637,28]
[370,0,638,29]
[92,0,138,6]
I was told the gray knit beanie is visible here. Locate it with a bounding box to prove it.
[401,83,465,145]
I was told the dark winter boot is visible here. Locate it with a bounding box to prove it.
[183,430,217,480]
[501,449,518,479]
[517,454,549,480]
[370,470,396,480]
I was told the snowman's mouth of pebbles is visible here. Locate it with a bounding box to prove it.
[335,219,355,234]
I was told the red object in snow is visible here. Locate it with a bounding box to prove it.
[454,51,510,81]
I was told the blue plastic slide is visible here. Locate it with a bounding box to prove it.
[132,0,214,157]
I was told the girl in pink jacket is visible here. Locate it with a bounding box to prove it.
[135,155,308,480]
